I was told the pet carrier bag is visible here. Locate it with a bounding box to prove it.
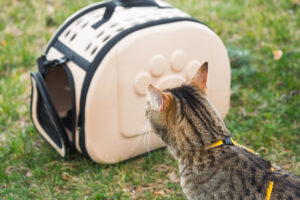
[30,0,231,164]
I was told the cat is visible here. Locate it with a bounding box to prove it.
[145,62,300,200]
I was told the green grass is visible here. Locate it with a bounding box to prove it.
[0,0,299,199]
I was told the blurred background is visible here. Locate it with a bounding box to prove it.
[0,0,299,199]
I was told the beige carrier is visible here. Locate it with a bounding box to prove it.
[30,0,231,164]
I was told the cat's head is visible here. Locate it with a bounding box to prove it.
[146,62,230,155]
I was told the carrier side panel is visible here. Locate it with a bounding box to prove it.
[84,21,230,164]
[116,21,231,138]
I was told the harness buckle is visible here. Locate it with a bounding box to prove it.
[223,136,233,145]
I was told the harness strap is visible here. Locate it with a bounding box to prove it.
[208,136,255,153]
[207,137,274,200]
[265,167,274,200]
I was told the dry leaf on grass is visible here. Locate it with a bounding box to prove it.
[62,172,70,180]
[5,165,33,177]
[4,25,23,36]
[26,171,33,177]
[47,5,55,14]
[273,50,283,60]
[168,171,179,183]
[154,190,165,196]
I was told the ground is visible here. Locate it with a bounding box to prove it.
[0,0,299,199]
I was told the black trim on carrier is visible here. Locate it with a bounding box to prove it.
[31,60,78,156]
[113,0,159,7]
[91,0,172,29]
[62,64,77,151]
[30,72,71,156]
[78,17,208,159]
[45,0,173,54]
[92,1,116,29]
[45,1,115,54]
[37,55,69,75]
[53,40,90,71]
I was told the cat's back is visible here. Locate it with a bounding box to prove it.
[179,145,275,200]
[270,170,300,200]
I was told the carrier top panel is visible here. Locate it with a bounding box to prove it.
[45,0,194,70]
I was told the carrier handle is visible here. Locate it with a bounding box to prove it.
[113,0,159,7]
[92,0,161,29]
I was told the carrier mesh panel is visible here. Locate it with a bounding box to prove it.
[36,91,63,148]
[58,3,189,62]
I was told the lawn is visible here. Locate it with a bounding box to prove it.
[0,0,299,199]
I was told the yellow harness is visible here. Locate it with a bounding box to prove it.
[208,137,274,200]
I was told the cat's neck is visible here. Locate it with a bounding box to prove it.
[193,99,232,148]
[170,111,231,160]
[198,115,231,146]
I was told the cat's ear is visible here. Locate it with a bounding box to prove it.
[147,84,167,112]
[191,62,208,94]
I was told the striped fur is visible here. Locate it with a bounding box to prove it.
[146,66,300,200]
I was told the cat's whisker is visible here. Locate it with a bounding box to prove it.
[140,119,152,153]
[129,131,144,153]
[143,127,148,151]
[148,130,152,153]
[128,125,149,153]
[145,131,150,153]
[146,120,154,153]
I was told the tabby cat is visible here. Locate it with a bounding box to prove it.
[146,62,300,200]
